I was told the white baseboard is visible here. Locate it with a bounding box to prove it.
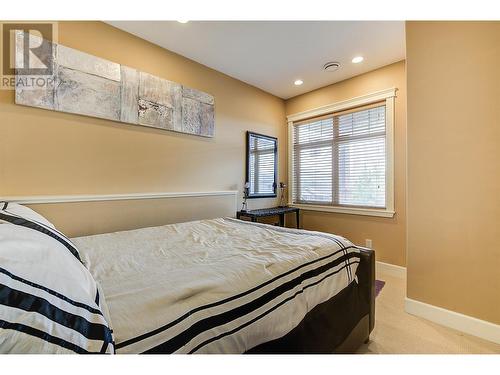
[405,297,500,344]
[376,261,406,279]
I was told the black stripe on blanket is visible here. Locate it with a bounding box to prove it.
[0,284,113,343]
[225,218,354,282]
[186,260,361,353]
[0,319,89,354]
[116,244,357,350]
[0,211,82,262]
[0,267,102,315]
[141,252,359,353]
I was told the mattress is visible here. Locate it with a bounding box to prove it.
[72,217,361,353]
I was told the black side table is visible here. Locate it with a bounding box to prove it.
[236,206,300,228]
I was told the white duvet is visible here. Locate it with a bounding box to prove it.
[72,218,360,353]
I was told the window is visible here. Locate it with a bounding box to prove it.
[246,132,277,198]
[287,89,395,217]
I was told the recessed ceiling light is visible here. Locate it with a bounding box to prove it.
[177,20,189,24]
[294,79,303,86]
[352,56,364,64]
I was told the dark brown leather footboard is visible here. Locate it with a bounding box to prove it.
[247,246,375,353]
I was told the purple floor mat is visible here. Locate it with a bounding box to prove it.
[375,279,386,297]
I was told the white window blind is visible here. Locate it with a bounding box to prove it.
[248,135,276,196]
[292,104,386,208]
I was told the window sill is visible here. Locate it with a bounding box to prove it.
[289,203,395,218]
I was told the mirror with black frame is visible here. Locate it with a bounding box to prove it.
[245,131,278,199]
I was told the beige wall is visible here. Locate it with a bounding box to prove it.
[285,61,407,266]
[29,195,237,238]
[406,22,500,324]
[0,21,286,235]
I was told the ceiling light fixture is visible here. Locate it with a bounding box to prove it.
[177,20,189,24]
[352,56,364,64]
[294,79,303,86]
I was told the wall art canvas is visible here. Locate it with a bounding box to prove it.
[14,31,215,137]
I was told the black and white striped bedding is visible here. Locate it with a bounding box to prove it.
[73,217,361,353]
[0,203,114,354]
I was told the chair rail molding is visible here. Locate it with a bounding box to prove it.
[0,191,238,204]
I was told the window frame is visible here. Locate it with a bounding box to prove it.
[246,131,278,199]
[287,88,396,218]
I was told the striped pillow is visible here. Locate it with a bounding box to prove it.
[0,203,114,353]
[1,202,56,229]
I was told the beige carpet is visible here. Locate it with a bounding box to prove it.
[356,269,500,354]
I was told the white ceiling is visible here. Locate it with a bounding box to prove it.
[107,21,406,99]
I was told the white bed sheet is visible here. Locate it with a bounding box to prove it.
[73,218,360,353]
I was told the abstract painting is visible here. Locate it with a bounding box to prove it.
[14,31,215,137]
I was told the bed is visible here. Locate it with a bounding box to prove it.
[71,217,375,354]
